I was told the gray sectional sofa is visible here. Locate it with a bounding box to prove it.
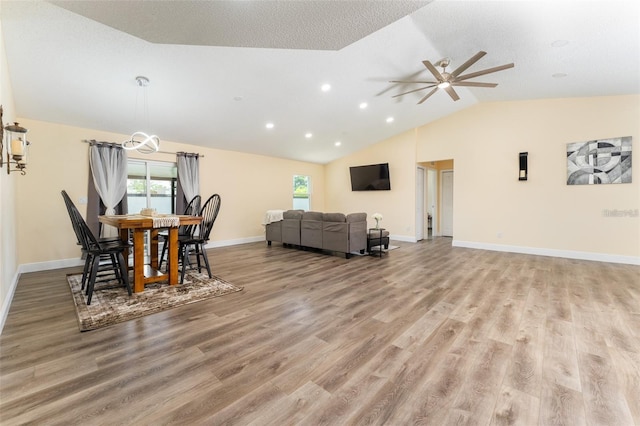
[266,210,368,258]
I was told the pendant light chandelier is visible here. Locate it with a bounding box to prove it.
[122,76,160,154]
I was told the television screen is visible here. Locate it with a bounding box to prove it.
[349,163,391,191]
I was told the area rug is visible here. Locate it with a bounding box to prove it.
[67,271,243,332]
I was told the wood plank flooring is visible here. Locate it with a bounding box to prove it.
[1,238,639,425]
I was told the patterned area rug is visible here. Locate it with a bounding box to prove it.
[67,271,243,331]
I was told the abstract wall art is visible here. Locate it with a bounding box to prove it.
[566,136,632,185]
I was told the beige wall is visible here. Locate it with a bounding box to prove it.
[1,8,20,328]
[14,119,325,266]
[325,129,417,239]
[417,96,639,258]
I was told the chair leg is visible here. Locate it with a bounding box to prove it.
[117,252,132,296]
[195,245,203,273]
[87,255,101,305]
[158,237,168,270]
[199,244,212,278]
[110,253,121,281]
[180,243,189,284]
[81,254,92,291]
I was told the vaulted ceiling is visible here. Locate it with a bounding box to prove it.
[2,1,639,164]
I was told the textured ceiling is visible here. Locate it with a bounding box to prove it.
[2,1,639,164]
[50,0,430,50]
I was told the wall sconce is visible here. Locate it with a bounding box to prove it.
[1,107,30,175]
[519,152,528,181]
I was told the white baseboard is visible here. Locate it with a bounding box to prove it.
[19,257,84,274]
[390,234,417,243]
[0,271,20,335]
[452,240,640,265]
[206,236,264,248]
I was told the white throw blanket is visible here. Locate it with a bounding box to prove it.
[152,215,180,228]
[263,209,285,225]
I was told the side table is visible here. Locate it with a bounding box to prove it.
[367,228,389,257]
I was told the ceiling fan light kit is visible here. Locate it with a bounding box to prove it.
[391,51,514,104]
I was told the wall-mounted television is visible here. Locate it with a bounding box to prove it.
[349,163,391,191]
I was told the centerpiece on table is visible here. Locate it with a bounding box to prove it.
[372,212,383,229]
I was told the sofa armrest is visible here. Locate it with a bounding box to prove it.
[265,220,282,244]
[347,213,367,252]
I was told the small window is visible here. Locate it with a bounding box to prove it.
[293,175,311,211]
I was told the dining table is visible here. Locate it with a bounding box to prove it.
[98,214,203,293]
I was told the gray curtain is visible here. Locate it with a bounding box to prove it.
[88,141,128,237]
[176,152,200,213]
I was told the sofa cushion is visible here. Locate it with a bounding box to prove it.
[323,212,346,223]
[347,212,367,223]
[283,209,304,220]
[302,211,323,221]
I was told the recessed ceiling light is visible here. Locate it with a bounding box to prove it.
[386,117,394,123]
[551,40,569,47]
[552,73,568,78]
[305,132,312,138]
[265,122,274,129]
[335,141,341,147]
[321,83,331,92]
[359,102,368,109]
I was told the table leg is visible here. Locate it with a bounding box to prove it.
[150,229,159,269]
[119,228,130,270]
[168,227,179,285]
[133,229,145,293]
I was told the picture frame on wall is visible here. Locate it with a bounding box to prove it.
[566,136,632,185]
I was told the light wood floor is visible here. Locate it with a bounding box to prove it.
[1,238,639,425]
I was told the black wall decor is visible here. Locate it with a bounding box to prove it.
[519,152,528,181]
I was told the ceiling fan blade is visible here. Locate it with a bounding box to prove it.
[423,60,444,81]
[392,84,437,98]
[451,81,498,88]
[389,80,438,84]
[444,85,460,101]
[417,87,439,104]
[456,63,514,82]
[450,51,486,78]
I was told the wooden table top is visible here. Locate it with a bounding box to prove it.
[99,214,202,229]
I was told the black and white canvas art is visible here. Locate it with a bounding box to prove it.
[566,136,632,185]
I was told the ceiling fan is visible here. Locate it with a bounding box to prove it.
[390,51,514,104]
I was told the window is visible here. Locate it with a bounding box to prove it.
[127,160,177,214]
[293,175,311,210]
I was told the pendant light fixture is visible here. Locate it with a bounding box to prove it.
[122,76,160,154]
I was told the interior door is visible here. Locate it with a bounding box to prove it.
[416,166,425,241]
[427,168,437,236]
[441,170,454,237]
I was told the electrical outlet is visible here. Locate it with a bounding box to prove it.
[497,232,503,239]
[78,197,88,205]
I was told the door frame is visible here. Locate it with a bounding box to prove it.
[416,166,426,241]
[426,166,438,237]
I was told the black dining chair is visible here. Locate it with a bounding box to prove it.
[158,194,201,270]
[61,190,132,304]
[178,193,221,283]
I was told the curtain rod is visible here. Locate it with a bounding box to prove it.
[81,140,204,157]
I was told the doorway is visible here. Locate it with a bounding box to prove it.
[426,168,437,237]
[416,166,425,241]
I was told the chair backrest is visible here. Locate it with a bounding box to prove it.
[179,194,201,236]
[61,190,81,245]
[198,194,221,242]
[61,190,101,252]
